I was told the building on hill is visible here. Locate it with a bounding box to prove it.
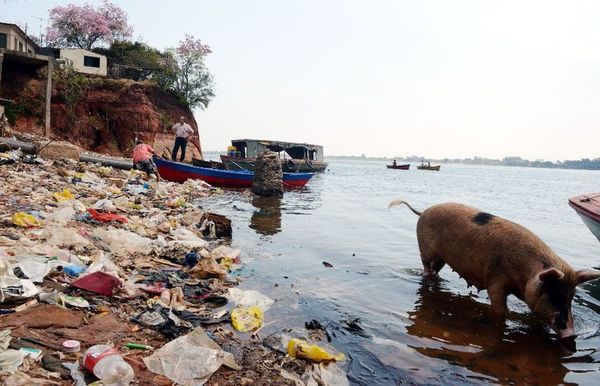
[58,49,107,77]
[0,22,40,54]
[41,47,108,77]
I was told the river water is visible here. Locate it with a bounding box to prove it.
[203,158,600,385]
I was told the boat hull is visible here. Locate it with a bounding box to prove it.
[569,193,600,243]
[154,157,313,188]
[386,164,410,170]
[221,155,328,173]
[417,165,441,171]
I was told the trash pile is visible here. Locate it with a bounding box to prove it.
[0,152,349,385]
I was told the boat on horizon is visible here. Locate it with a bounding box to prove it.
[417,163,441,171]
[569,193,600,243]
[386,163,410,170]
[220,139,328,173]
[154,157,313,188]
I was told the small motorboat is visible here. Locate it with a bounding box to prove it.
[154,157,313,188]
[569,193,600,243]
[386,163,410,170]
[417,164,441,171]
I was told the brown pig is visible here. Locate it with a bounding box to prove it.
[389,200,600,338]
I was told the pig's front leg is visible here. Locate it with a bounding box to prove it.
[487,282,509,320]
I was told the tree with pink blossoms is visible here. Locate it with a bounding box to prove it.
[169,35,215,109]
[45,0,132,50]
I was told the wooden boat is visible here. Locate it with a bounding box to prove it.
[569,193,600,243]
[154,157,313,188]
[221,139,328,173]
[192,157,225,169]
[417,164,441,171]
[386,164,410,170]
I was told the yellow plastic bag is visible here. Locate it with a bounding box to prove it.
[231,306,263,332]
[220,257,235,270]
[287,339,346,362]
[53,189,75,202]
[13,212,41,228]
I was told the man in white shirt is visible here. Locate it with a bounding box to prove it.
[171,116,195,161]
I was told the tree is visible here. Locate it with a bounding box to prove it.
[171,35,215,109]
[94,41,175,81]
[46,0,132,50]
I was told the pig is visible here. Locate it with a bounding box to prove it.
[389,200,600,338]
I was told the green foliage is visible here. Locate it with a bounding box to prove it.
[95,39,214,110]
[54,66,90,128]
[3,98,44,125]
[94,41,177,83]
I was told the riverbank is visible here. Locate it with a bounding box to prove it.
[0,151,347,385]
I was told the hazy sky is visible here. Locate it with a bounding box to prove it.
[6,0,600,160]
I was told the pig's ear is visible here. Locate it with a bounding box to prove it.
[538,268,564,282]
[576,270,600,285]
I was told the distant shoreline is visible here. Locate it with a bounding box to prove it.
[202,151,600,171]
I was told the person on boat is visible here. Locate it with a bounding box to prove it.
[393,159,397,166]
[133,139,161,181]
[171,116,195,162]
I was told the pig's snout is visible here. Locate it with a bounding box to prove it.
[556,326,576,339]
[552,313,576,339]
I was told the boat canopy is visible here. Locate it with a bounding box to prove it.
[230,139,324,161]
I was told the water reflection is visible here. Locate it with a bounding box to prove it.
[249,196,282,235]
[406,278,573,384]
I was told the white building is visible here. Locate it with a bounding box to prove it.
[0,22,39,54]
[60,48,107,77]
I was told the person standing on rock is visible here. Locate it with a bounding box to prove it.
[171,116,195,162]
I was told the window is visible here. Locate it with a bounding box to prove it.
[83,55,100,68]
[0,33,6,49]
[18,41,23,52]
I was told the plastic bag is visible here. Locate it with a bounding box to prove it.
[227,288,274,311]
[189,258,226,280]
[210,245,241,260]
[48,207,76,225]
[53,189,75,202]
[170,228,208,249]
[44,227,90,249]
[231,306,264,332]
[287,339,346,362]
[12,212,40,228]
[93,228,152,255]
[143,327,239,386]
[92,199,118,213]
[87,208,128,223]
[303,363,350,386]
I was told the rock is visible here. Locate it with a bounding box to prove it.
[252,151,283,196]
[36,140,80,160]
[200,212,232,238]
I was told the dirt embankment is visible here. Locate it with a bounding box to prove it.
[0,62,202,161]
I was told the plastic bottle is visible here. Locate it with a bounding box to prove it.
[83,345,134,386]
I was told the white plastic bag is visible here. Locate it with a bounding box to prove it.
[227,288,274,312]
[143,327,239,386]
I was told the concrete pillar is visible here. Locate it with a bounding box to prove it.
[252,151,283,196]
[0,53,4,87]
[44,58,53,137]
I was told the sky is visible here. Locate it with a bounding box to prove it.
[5,0,600,160]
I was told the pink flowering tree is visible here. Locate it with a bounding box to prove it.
[45,0,132,50]
[170,35,215,109]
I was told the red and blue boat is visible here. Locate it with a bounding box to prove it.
[569,193,600,243]
[154,157,313,188]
